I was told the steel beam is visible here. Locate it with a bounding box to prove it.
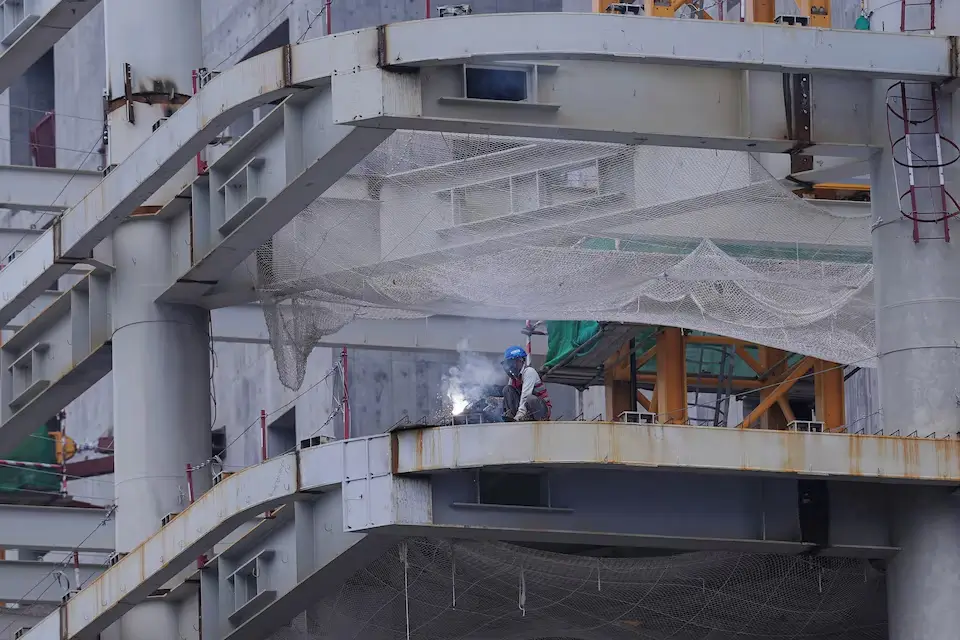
[0,166,101,212]
[159,90,393,304]
[0,34,347,329]
[19,454,299,640]
[373,12,955,81]
[383,422,960,483]
[0,505,114,552]
[0,274,112,454]
[0,0,102,94]
[0,16,949,325]
[0,560,103,604]
[210,306,547,355]
[330,436,899,558]
[334,63,877,156]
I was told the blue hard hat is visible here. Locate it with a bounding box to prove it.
[503,346,527,361]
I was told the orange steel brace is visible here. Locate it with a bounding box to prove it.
[655,328,687,424]
[740,356,815,429]
[758,347,790,429]
[814,359,846,431]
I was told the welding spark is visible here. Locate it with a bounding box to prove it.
[450,392,469,415]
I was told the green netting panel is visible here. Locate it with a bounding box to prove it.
[544,320,603,369]
[0,426,59,493]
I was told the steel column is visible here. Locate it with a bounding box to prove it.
[870,57,960,634]
[104,2,204,638]
[655,328,687,424]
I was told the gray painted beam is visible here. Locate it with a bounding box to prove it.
[0,505,114,552]
[0,274,112,454]
[387,421,960,483]
[0,560,103,603]
[0,166,101,212]
[215,492,393,640]
[210,305,547,355]
[327,435,900,558]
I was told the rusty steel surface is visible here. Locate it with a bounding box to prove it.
[391,421,960,483]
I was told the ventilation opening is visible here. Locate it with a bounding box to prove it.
[478,471,545,507]
[465,67,528,102]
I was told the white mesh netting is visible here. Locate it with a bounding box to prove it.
[267,538,886,640]
[256,132,875,390]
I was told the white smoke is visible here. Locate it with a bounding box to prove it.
[441,342,505,416]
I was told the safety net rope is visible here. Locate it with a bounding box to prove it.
[254,132,875,390]
[267,538,886,640]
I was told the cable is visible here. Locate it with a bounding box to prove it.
[0,103,103,123]
[210,0,295,72]
[0,505,116,640]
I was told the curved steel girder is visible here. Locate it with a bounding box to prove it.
[22,420,960,639]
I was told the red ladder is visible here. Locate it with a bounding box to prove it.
[886,82,960,242]
[900,0,935,32]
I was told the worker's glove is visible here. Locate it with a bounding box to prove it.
[514,409,528,422]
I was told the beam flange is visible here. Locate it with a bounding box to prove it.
[0,505,114,552]
[333,64,878,156]
[0,166,101,212]
[0,560,103,604]
[378,12,954,80]
[210,306,547,355]
[387,421,960,483]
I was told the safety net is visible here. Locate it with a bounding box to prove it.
[254,132,874,390]
[267,538,886,640]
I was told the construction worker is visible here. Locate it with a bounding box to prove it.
[501,346,552,421]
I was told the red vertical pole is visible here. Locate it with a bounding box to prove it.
[342,347,350,439]
[326,0,332,35]
[426,0,431,18]
[718,0,723,21]
[260,409,268,461]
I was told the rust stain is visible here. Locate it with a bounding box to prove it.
[415,429,424,471]
[848,432,863,476]
[608,422,621,464]
[933,437,960,480]
[532,421,542,463]
[899,436,921,478]
[783,431,805,473]
[390,431,399,474]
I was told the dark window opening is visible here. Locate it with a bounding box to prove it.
[478,471,545,507]
[465,67,528,102]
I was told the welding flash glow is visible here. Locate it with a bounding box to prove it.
[450,392,469,416]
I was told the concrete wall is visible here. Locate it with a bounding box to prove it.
[54,4,106,171]
[8,50,54,167]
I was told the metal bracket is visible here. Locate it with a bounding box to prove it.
[123,62,135,124]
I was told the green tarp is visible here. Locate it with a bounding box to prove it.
[0,426,59,494]
[543,322,804,382]
[543,320,602,369]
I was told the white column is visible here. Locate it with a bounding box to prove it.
[869,2,960,627]
[104,1,205,638]
[104,0,201,204]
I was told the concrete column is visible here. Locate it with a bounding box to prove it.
[104,1,205,638]
[886,486,960,640]
[871,75,960,639]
